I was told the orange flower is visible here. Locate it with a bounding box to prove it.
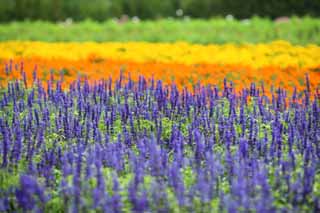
[1,57,319,98]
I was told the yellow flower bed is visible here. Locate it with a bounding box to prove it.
[1,41,319,69]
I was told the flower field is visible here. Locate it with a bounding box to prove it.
[1,41,320,96]
[0,21,320,212]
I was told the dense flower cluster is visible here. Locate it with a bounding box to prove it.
[1,41,320,95]
[0,73,319,212]
[1,41,320,68]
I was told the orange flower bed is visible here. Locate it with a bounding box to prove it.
[1,57,319,97]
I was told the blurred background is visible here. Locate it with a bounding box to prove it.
[1,0,320,22]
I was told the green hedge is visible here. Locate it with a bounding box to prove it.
[0,0,320,22]
[1,18,320,45]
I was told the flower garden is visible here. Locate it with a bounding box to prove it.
[0,18,320,212]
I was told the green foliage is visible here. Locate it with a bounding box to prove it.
[182,166,196,187]
[313,173,320,197]
[0,169,20,190]
[111,117,123,140]
[45,196,64,213]
[0,0,320,21]
[0,17,320,45]
[161,117,174,141]
[135,119,155,133]
[166,188,180,211]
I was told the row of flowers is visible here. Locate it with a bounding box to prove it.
[1,41,320,68]
[1,41,319,92]
[1,57,319,97]
[0,73,319,211]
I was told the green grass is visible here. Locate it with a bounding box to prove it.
[0,17,320,44]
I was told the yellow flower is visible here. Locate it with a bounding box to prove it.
[0,41,319,69]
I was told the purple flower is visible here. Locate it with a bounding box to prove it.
[16,175,47,211]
